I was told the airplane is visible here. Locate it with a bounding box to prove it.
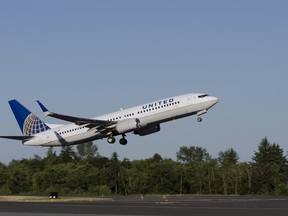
[0,93,218,147]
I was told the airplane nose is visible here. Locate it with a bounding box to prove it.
[213,97,219,104]
[209,96,219,106]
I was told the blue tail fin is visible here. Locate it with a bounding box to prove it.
[8,100,50,136]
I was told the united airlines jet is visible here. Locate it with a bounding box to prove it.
[0,93,218,146]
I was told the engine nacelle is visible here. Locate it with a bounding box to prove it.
[134,124,160,136]
[115,118,140,134]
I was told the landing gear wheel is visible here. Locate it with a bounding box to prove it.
[197,117,203,122]
[119,138,128,145]
[107,136,116,144]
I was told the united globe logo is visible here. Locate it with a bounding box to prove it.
[23,114,50,136]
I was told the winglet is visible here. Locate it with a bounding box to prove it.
[36,100,51,116]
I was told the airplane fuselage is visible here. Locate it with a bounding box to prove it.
[23,93,218,146]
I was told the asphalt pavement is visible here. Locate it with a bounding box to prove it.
[0,195,288,216]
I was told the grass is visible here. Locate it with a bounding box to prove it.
[0,195,113,202]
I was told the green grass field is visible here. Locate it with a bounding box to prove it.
[0,195,113,202]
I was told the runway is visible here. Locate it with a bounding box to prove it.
[1,195,288,216]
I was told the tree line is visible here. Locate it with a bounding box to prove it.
[0,137,287,195]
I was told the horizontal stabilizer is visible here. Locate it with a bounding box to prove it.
[0,136,33,141]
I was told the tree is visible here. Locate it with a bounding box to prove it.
[252,137,286,167]
[7,161,32,194]
[177,146,218,194]
[252,137,287,194]
[176,146,211,163]
[109,152,121,194]
[149,153,163,163]
[127,159,150,194]
[145,157,179,194]
[202,159,219,195]
[59,146,76,163]
[0,162,9,194]
[45,147,59,164]
[76,142,99,160]
[218,148,239,167]
[218,148,240,195]
[1,137,288,196]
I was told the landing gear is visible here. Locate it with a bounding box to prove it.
[119,134,128,145]
[197,117,203,122]
[107,135,128,145]
[107,136,116,144]
[197,110,207,122]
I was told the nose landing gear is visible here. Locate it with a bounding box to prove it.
[197,109,207,123]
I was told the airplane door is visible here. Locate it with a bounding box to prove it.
[42,131,53,143]
[186,95,194,105]
[46,133,50,141]
[185,95,192,113]
[185,95,196,113]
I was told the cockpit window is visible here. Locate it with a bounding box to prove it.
[198,94,208,98]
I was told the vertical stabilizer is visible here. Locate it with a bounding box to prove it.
[8,100,50,136]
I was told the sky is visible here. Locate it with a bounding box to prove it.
[0,0,287,163]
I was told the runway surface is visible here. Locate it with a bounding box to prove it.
[1,195,288,216]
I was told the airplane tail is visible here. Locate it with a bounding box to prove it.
[8,100,50,136]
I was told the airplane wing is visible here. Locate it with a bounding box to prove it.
[36,101,116,128]
[0,136,33,141]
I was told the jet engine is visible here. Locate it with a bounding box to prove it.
[115,118,140,134]
[134,124,160,136]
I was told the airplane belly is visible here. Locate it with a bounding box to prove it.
[63,129,102,145]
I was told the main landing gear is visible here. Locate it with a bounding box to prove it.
[119,135,128,145]
[197,117,203,122]
[107,134,128,145]
[107,136,116,144]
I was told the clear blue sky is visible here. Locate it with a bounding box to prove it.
[0,0,287,163]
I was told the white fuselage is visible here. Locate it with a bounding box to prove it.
[24,93,218,146]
